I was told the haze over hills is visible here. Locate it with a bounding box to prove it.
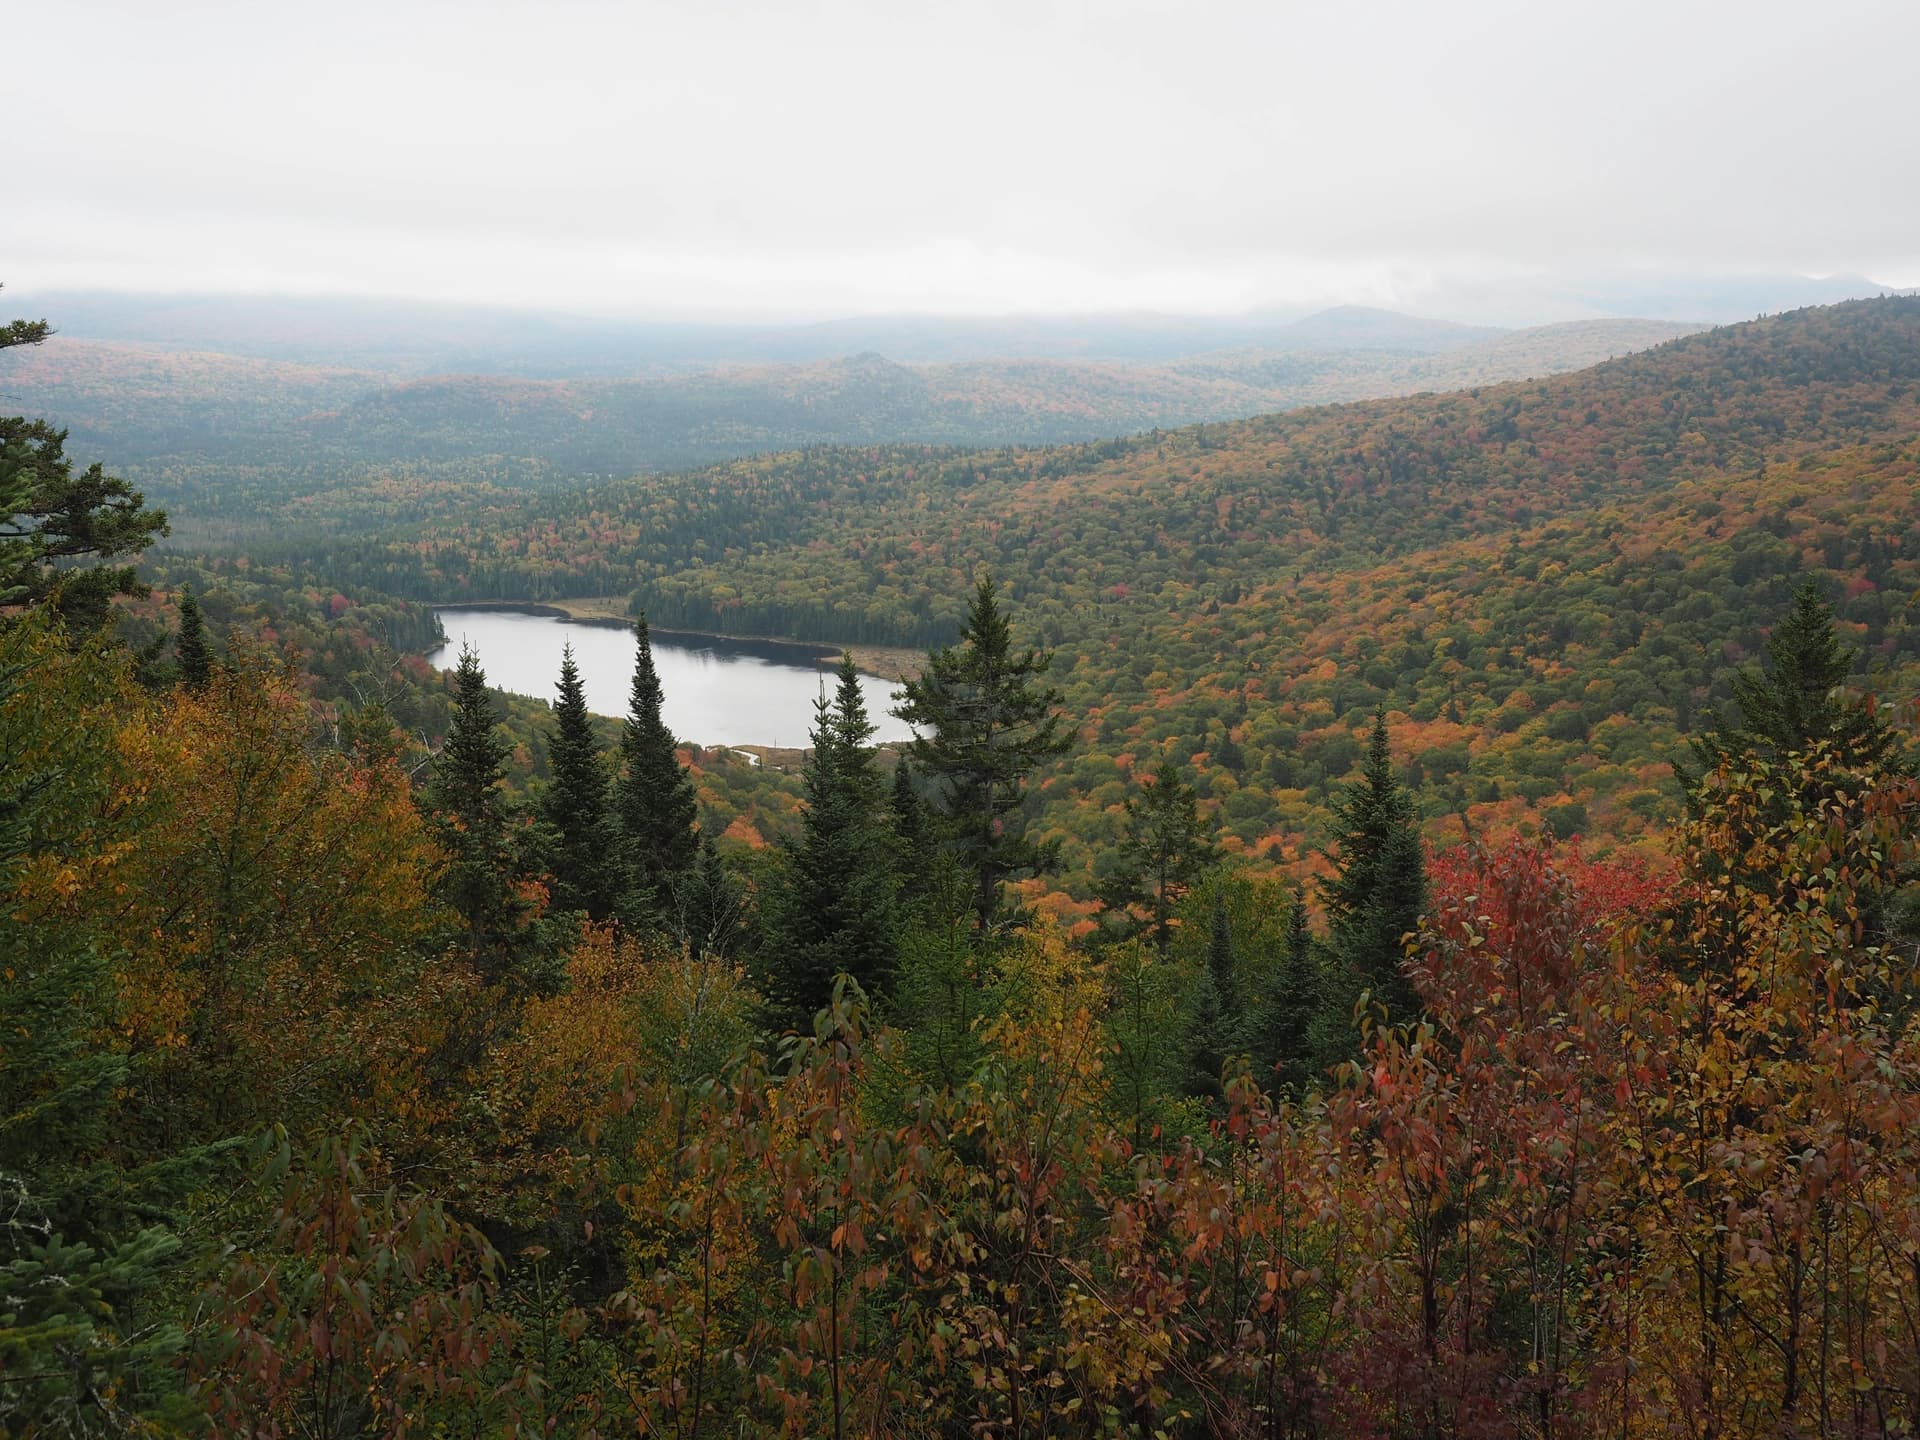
[3,310,1698,495]
[1395,268,1915,327]
[0,292,1515,373]
[14,270,1906,373]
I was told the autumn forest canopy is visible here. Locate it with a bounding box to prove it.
[3,289,1920,1437]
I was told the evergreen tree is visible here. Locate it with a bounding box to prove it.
[611,615,699,926]
[1682,578,1900,804]
[1249,887,1323,1093]
[1184,886,1245,1103]
[1105,941,1188,1150]
[893,576,1071,933]
[1679,581,1915,970]
[890,755,935,910]
[426,645,558,994]
[1,288,169,629]
[1097,759,1216,954]
[340,698,403,766]
[673,836,752,962]
[1315,710,1426,1056]
[889,856,997,1091]
[174,583,214,690]
[539,644,614,920]
[1205,883,1242,1020]
[760,656,899,1030]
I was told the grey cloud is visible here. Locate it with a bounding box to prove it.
[10,0,1919,314]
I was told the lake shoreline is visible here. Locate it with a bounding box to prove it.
[430,599,925,681]
[426,607,914,747]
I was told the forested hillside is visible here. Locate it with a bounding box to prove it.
[6,566,1919,1436]
[0,318,1696,530]
[8,282,1920,1435]
[259,299,1920,868]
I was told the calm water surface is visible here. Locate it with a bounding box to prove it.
[427,608,912,749]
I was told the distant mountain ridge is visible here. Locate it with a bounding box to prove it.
[3,317,1699,482]
[15,272,1906,372]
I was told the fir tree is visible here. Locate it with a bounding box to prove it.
[1,289,169,629]
[611,615,699,927]
[760,656,899,1030]
[174,583,213,690]
[1315,710,1426,1056]
[539,644,614,920]
[426,645,558,994]
[1097,759,1216,954]
[1184,885,1245,1103]
[1682,578,1899,804]
[1105,941,1187,1150]
[893,576,1071,933]
[673,836,752,962]
[890,756,934,910]
[1205,882,1242,1020]
[1250,886,1322,1093]
[1679,581,1915,971]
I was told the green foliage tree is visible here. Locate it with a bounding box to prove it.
[1098,759,1216,954]
[1104,940,1191,1149]
[1679,580,1917,969]
[1247,886,1322,1093]
[539,644,614,920]
[889,855,997,1092]
[894,576,1071,933]
[889,755,935,911]
[671,836,753,962]
[1684,578,1901,799]
[1183,886,1246,1103]
[611,615,699,926]
[426,644,558,995]
[1315,710,1427,1057]
[760,657,899,1029]
[1,290,169,629]
[174,583,214,690]
[0,621,201,1433]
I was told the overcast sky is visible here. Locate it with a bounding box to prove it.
[11,0,1920,317]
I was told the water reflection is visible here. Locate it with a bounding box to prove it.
[426,608,912,749]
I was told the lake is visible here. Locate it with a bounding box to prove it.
[426,607,913,749]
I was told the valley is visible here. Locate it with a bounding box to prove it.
[163,299,1918,884]
[8,285,1919,1437]
[15,7,1920,1428]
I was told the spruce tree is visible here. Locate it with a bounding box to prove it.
[893,576,1071,932]
[760,656,899,1029]
[1315,710,1426,1055]
[1097,759,1216,954]
[427,645,557,994]
[674,836,752,962]
[539,643,614,920]
[611,615,699,926]
[1184,886,1245,1103]
[1105,940,1187,1150]
[1680,581,1915,968]
[1683,579,1899,803]
[174,583,213,690]
[1,288,169,628]
[1250,889,1323,1093]
[1205,883,1242,1020]
[890,756,934,910]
